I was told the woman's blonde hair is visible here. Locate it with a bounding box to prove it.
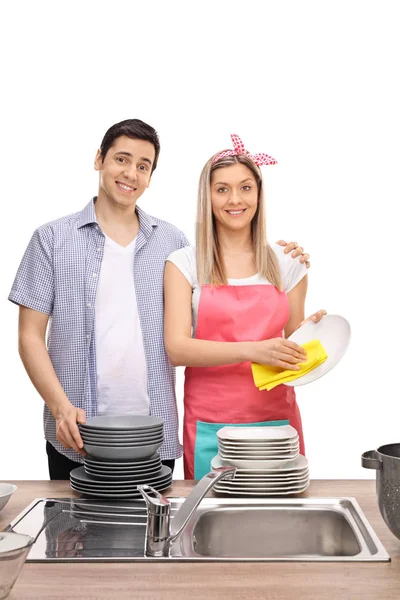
[196,153,282,289]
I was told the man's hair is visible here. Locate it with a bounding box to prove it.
[99,119,160,173]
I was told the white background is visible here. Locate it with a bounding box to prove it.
[1,0,399,481]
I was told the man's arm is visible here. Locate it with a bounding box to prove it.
[18,306,86,455]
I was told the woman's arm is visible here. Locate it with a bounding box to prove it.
[164,262,306,369]
[284,275,327,338]
[284,275,308,338]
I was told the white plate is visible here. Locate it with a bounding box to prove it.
[214,477,310,492]
[211,453,308,473]
[219,448,299,456]
[218,456,295,469]
[217,425,298,442]
[219,451,299,461]
[219,446,299,453]
[285,314,350,386]
[213,482,310,496]
[235,469,309,480]
[218,474,310,488]
[219,437,299,449]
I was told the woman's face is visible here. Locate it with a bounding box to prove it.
[210,163,258,233]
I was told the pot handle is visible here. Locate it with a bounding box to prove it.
[361,450,382,470]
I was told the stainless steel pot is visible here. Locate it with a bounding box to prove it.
[362,443,400,540]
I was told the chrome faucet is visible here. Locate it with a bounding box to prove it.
[137,466,236,557]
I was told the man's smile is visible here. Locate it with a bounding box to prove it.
[116,181,137,193]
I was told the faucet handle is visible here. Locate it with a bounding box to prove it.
[137,484,171,515]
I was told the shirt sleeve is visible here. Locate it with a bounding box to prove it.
[8,226,55,315]
[272,243,307,293]
[166,246,196,288]
[179,230,190,248]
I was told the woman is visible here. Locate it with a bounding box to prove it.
[164,135,325,479]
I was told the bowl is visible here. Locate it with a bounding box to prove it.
[83,441,162,461]
[81,435,163,446]
[82,415,164,430]
[0,484,17,512]
[0,532,34,599]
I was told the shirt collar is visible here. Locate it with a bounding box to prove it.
[77,198,158,236]
[77,198,98,228]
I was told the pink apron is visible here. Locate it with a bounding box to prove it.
[183,284,305,479]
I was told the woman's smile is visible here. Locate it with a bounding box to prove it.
[225,208,247,217]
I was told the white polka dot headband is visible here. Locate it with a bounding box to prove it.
[212,134,277,166]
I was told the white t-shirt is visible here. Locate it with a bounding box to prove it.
[166,244,307,334]
[95,235,150,416]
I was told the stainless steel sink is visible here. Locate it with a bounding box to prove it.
[4,496,389,562]
[178,500,382,559]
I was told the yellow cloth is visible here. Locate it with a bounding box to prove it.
[251,339,328,391]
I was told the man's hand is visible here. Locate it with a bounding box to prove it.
[294,309,327,332]
[56,529,85,558]
[276,240,310,268]
[55,402,86,455]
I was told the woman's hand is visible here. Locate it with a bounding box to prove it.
[276,240,310,268]
[294,309,327,332]
[246,338,307,370]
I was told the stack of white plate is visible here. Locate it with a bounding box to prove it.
[70,415,172,498]
[217,425,300,467]
[212,425,309,496]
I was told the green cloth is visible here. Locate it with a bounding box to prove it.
[193,419,290,480]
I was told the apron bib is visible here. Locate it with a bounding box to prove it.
[183,284,305,479]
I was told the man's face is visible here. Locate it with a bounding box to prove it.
[94,136,156,208]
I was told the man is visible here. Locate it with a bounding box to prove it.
[9,119,310,479]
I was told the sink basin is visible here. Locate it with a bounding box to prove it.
[4,496,389,562]
[177,501,378,559]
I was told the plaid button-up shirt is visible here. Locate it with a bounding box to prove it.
[9,199,189,462]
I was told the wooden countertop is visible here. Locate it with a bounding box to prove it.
[1,480,400,599]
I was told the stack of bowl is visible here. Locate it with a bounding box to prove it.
[69,415,172,499]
